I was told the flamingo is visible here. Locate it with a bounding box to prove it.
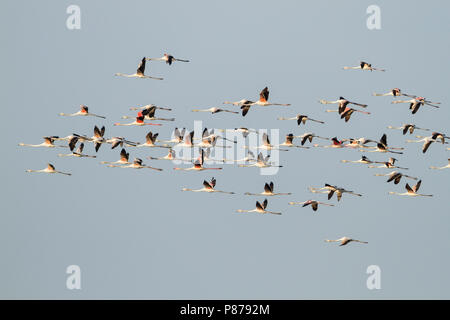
[387,124,430,135]
[363,134,404,155]
[374,171,418,184]
[146,53,189,65]
[405,135,447,154]
[391,96,440,114]
[319,97,368,113]
[309,184,362,201]
[325,107,371,122]
[196,128,237,145]
[107,158,162,171]
[288,200,334,212]
[430,159,450,170]
[373,88,405,97]
[236,199,281,215]
[100,148,131,165]
[77,125,106,152]
[182,177,235,194]
[58,143,96,158]
[343,61,385,72]
[123,105,174,122]
[244,182,291,196]
[148,148,177,161]
[19,136,66,148]
[217,127,257,138]
[313,137,351,149]
[277,114,325,126]
[389,180,433,197]
[115,57,163,80]
[114,116,162,127]
[222,150,257,164]
[158,128,186,144]
[341,155,375,165]
[59,105,105,119]
[325,237,368,246]
[279,134,310,149]
[136,132,170,148]
[105,137,139,149]
[238,152,282,169]
[174,130,195,148]
[246,132,289,151]
[368,157,408,170]
[294,133,329,146]
[26,163,71,176]
[129,104,172,112]
[173,149,222,171]
[191,107,239,115]
[225,87,290,107]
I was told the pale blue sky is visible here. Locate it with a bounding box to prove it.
[1,0,449,299]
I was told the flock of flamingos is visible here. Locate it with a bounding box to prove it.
[19,55,449,247]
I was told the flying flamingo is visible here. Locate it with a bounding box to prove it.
[236,199,281,215]
[196,128,237,145]
[368,157,408,170]
[174,130,195,148]
[100,148,131,165]
[224,87,290,107]
[246,132,289,151]
[313,137,351,149]
[288,200,334,212]
[363,134,404,155]
[343,61,385,72]
[391,96,440,114]
[387,124,430,135]
[279,134,310,149]
[107,158,162,171]
[217,127,257,138]
[389,180,433,197]
[430,159,450,170]
[158,128,186,144]
[58,143,96,158]
[405,135,447,154]
[76,125,106,152]
[309,184,362,201]
[114,116,162,127]
[325,107,371,122]
[294,133,329,146]
[341,155,375,165]
[129,104,172,112]
[374,171,418,185]
[115,57,163,80]
[148,148,177,161]
[59,105,105,119]
[182,177,235,194]
[105,137,139,149]
[19,136,65,148]
[146,53,189,65]
[222,150,257,164]
[373,88,405,97]
[319,97,368,113]
[26,163,71,176]
[191,107,239,115]
[277,114,325,126]
[244,182,291,196]
[238,152,282,169]
[123,105,174,122]
[136,132,170,148]
[325,237,368,246]
[173,149,222,171]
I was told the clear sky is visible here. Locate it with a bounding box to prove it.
[1,0,449,299]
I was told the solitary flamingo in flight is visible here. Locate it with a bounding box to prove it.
[277,114,325,126]
[325,237,368,246]
[387,124,430,135]
[430,159,450,170]
[374,171,418,185]
[244,182,291,196]
[343,61,385,72]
